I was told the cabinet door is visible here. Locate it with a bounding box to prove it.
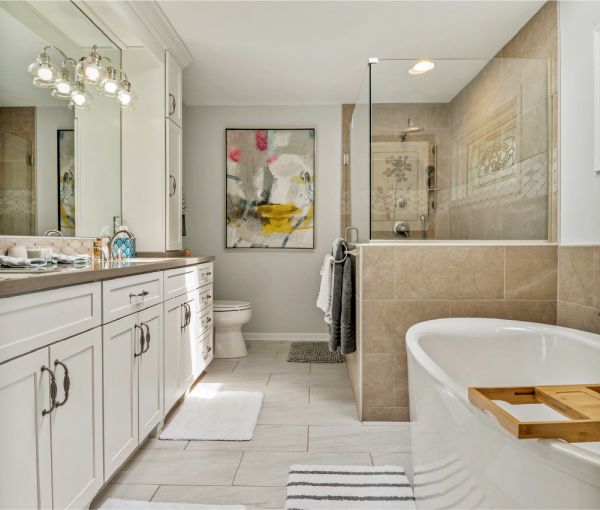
[103,314,140,480]
[166,119,183,251]
[163,295,183,413]
[165,51,182,126]
[138,304,163,440]
[49,329,103,509]
[0,349,52,510]
[180,291,197,390]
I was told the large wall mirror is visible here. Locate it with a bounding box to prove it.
[0,1,121,238]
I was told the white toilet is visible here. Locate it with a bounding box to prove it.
[213,300,252,358]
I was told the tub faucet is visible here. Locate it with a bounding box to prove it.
[108,229,134,260]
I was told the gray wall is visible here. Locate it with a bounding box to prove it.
[35,106,74,235]
[183,105,341,336]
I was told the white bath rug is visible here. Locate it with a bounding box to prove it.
[159,385,264,441]
[285,464,416,509]
[100,499,246,510]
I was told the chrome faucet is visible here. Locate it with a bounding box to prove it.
[43,229,62,237]
[108,229,134,260]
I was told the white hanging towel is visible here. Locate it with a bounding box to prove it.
[317,254,334,324]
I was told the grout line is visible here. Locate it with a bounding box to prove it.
[149,485,161,502]
[231,451,245,486]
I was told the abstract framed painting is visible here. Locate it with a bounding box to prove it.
[57,129,75,236]
[226,128,315,249]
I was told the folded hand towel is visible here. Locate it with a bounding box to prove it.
[0,255,48,268]
[317,254,334,323]
[52,253,92,265]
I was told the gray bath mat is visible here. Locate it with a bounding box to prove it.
[287,342,344,363]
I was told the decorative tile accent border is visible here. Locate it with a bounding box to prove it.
[0,236,94,256]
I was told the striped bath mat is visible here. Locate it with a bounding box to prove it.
[285,465,415,509]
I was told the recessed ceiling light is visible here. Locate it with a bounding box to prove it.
[408,60,435,75]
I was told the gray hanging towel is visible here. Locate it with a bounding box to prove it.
[340,254,356,355]
[328,239,347,352]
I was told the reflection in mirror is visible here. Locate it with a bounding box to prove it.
[0,1,121,238]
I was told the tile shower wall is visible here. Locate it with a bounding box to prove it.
[370,104,450,240]
[444,1,558,241]
[357,2,558,242]
[557,246,600,335]
[0,107,36,235]
[359,244,558,421]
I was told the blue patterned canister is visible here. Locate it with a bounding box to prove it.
[111,237,136,258]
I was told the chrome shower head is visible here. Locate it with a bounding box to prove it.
[399,117,423,141]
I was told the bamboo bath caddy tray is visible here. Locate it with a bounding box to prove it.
[468,384,600,442]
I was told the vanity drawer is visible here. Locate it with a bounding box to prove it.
[197,262,213,288]
[102,272,163,323]
[164,265,200,299]
[0,282,101,363]
[196,306,213,338]
[198,285,213,312]
[194,328,214,376]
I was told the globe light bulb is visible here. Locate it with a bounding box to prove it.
[84,64,100,82]
[38,65,53,81]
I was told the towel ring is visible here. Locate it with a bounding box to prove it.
[334,244,357,264]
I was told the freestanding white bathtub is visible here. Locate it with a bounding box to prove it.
[406,318,600,509]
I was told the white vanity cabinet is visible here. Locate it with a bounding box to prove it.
[163,290,197,411]
[166,118,183,251]
[0,259,213,509]
[163,262,214,414]
[0,349,52,510]
[0,328,103,510]
[166,51,183,127]
[102,303,163,480]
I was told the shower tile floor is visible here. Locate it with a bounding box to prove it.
[91,340,412,509]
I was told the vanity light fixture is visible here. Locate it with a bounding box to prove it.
[28,44,134,110]
[69,81,93,111]
[51,58,77,99]
[100,66,120,97]
[28,47,62,87]
[117,79,135,110]
[408,60,436,75]
[77,45,107,86]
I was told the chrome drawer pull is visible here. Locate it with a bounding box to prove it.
[53,360,70,408]
[130,290,149,299]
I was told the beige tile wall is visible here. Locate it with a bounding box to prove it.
[557,246,600,334]
[359,244,558,421]
[0,107,36,235]
[444,1,558,242]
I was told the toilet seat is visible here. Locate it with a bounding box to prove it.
[214,300,251,312]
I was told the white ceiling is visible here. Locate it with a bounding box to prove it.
[158,0,545,106]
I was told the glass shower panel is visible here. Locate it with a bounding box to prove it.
[349,67,371,243]
[367,57,552,241]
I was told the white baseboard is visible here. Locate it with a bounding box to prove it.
[244,332,329,342]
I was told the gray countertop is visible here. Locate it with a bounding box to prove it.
[0,256,215,298]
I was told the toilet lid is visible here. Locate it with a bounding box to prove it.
[214,300,251,312]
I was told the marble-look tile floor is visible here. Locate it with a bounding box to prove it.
[92,340,412,510]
